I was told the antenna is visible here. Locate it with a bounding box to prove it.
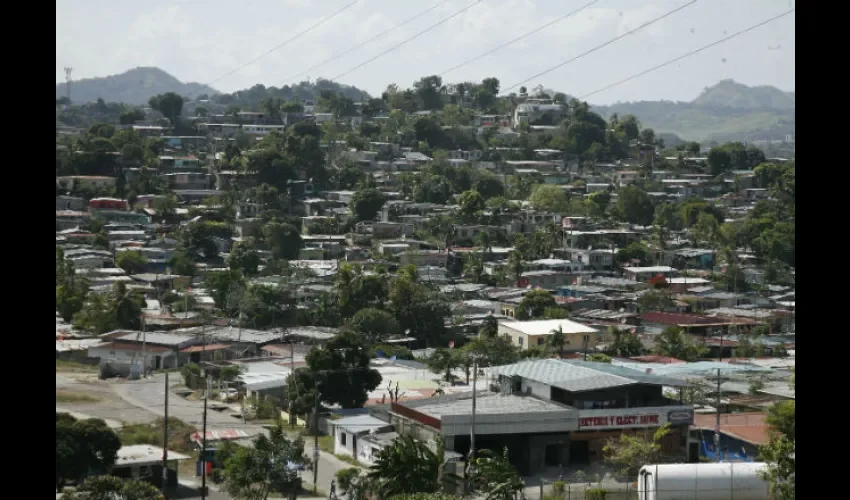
[64,67,73,103]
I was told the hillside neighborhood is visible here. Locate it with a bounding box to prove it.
[56,68,795,500]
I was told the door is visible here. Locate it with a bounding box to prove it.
[688,442,700,463]
[544,444,562,467]
[569,440,590,465]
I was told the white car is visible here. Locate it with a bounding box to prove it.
[219,388,239,402]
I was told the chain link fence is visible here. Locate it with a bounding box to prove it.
[528,475,639,500]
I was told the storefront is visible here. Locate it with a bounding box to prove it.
[568,407,694,464]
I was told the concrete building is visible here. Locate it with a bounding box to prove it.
[391,358,692,475]
[498,319,598,352]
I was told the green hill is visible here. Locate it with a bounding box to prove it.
[56,67,219,105]
[591,80,794,142]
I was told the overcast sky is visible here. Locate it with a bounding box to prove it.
[56,0,794,105]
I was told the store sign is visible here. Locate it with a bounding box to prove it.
[667,410,695,425]
[577,406,694,430]
[579,414,661,428]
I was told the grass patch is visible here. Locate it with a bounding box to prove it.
[56,359,98,373]
[316,435,334,454]
[117,417,198,454]
[334,453,362,467]
[56,390,100,404]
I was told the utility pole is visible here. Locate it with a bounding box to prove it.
[312,386,321,494]
[201,374,209,500]
[714,368,722,462]
[468,357,479,495]
[64,66,73,103]
[162,371,170,495]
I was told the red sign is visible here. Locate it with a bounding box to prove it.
[579,414,660,428]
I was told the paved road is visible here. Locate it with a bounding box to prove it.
[111,373,357,496]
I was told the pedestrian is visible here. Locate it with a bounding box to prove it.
[329,479,336,500]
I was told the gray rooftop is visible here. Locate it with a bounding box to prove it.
[492,358,689,392]
[115,331,195,346]
[403,391,572,417]
[333,414,392,434]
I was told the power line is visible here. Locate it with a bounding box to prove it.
[504,0,698,93]
[439,0,601,77]
[207,0,360,87]
[282,0,452,86]
[579,8,796,100]
[331,0,483,82]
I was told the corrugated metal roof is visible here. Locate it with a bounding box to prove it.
[492,358,688,392]
[333,414,392,434]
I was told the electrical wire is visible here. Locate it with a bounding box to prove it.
[282,0,453,85]
[330,0,483,82]
[439,0,601,77]
[503,0,698,93]
[579,8,795,100]
[207,0,360,87]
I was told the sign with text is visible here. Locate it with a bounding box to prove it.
[579,413,660,429]
[576,406,694,430]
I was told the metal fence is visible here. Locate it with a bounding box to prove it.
[528,476,640,500]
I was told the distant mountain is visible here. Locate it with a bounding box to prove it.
[56,67,219,106]
[692,79,794,110]
[591,80,795,143]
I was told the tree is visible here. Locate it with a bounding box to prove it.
[462,336,519,368]
[227,241,261,277]
[221,421,308,500]
[603,424,672,475]
[119,108,146,125]
[616,242,652,265]
[351,187,386,221]
[347,308,400,342]
[529,184,569,213]
[479,315,498,338]
[547,325,569,358]
[588,353,612,363]
[654,327,708,362]
[263,222,303,260]
[472,448,524,500]
[456,189,485,221]
[388,274,451,346]
[606,327,645,357]
[115,250,148,274]
[73,282,145,334]
[426,348,461,383]
[148,92,184,124]
[515,289,556,320]
[56,414,122,491]
[65,475,164,500]
[305,331,382,408]
[368,435,454,498]
[614,186,655,226]
[758,376,795,500]
[152,194,178,219]
[508,251,523,286]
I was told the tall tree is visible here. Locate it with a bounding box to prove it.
[368,435,455,498]
[221,422,308,500]
[304,331,382,408]
[56,414,122,491]
[263,222,303,260]
[472,448,525,500]
[758,373,795,499]
[351,187,386,221]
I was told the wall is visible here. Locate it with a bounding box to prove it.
[333,426,356,458]
[521,379,551,399]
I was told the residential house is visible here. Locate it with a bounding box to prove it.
[88,331,200,371]
[56,175,116,192]
[332,415,394,463]
[498,318,598,352]
[56,195,87,211]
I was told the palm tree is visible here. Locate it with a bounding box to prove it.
[367,435,458,498]
[472,448,525,500]
[548,326,569,358]
[508,251,524,286]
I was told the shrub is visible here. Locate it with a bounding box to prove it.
[586,488,607,500]
[552,480,567,494]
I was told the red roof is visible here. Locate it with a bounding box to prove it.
[96,342,170,353]
[693,412,769,445]
[180,343,231,353]
[629,355,686,364]
[639,311,717,326]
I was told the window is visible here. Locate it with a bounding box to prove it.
[340,432,347,446]
[537,338,545,346]
[518,337,524,346]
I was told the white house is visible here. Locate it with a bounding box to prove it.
[332,415,394,462]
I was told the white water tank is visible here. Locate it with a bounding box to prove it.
[637,463,769,500]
